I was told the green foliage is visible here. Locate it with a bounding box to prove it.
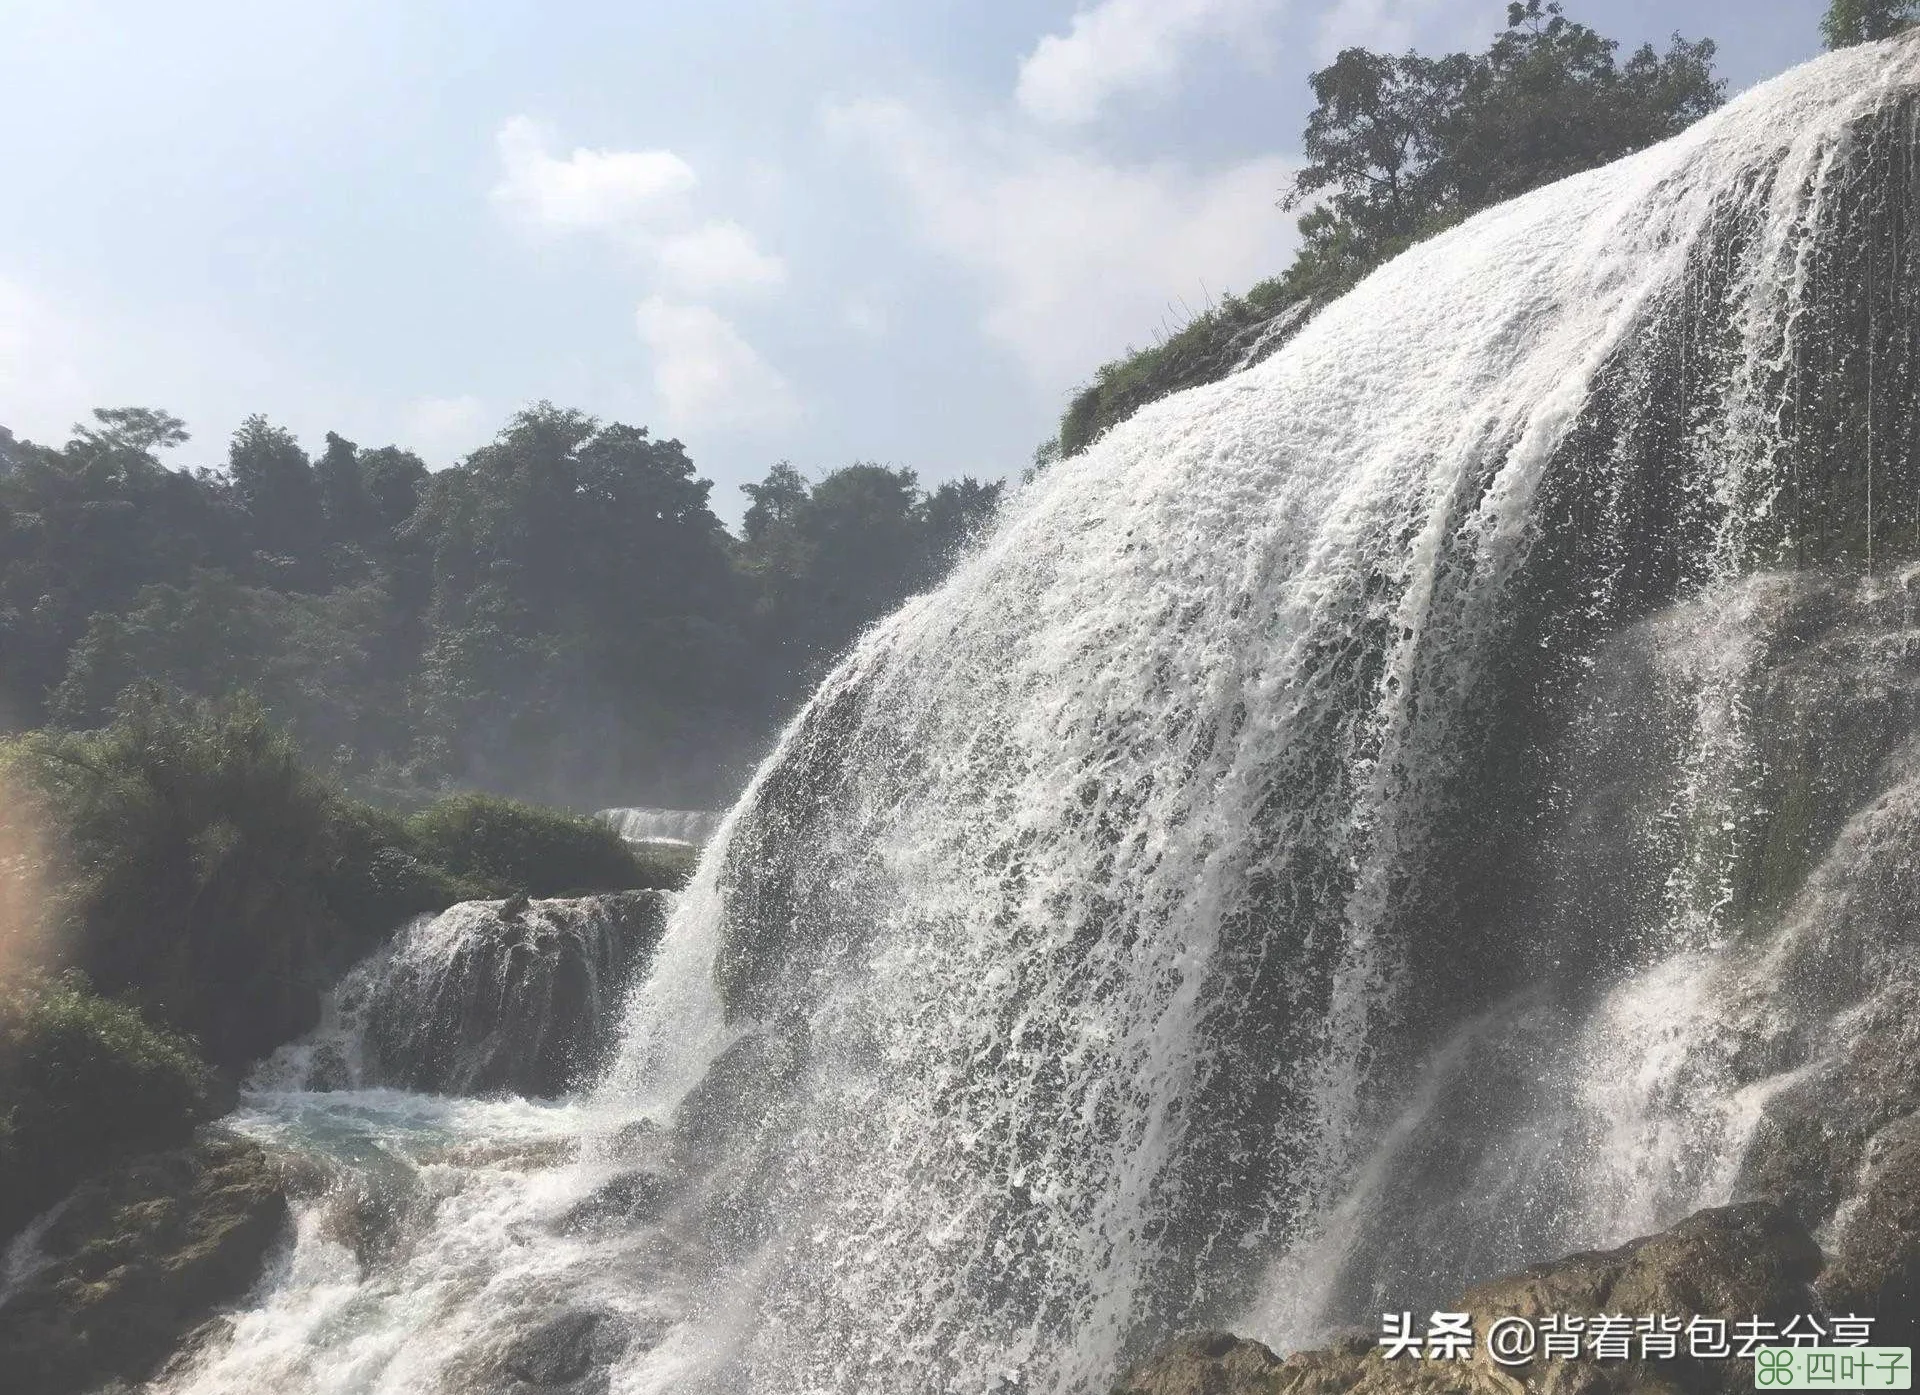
[1054,1,1724,459]
[49,571,400,766]
[1056,281,1301,457]
[4,691,352,1067]
[736,460,1005,689]
[406,403,753,805]
[71,407,189,457]
[228,415,323,582]
[0,395,1004,812]
[4,691,669,1071]
[309,798,494,939]
[1823,0,1920,47]
[406,792,677,895]
[0,973,218,1238]
[0,418,247,727]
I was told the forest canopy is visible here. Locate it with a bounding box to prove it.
[0,406,1001,811]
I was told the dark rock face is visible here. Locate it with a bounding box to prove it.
[363,890,670,1097]
[1112,1331,1296,1395]
[1113,1203,1822,1395]
[556,1167,678,1235]
[0,1133,289,1395]
[486,1307,633,1394]
[1818,1113,1920,1347]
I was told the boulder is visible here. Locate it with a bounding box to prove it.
[1112,1331,1296,1395]
[485,1307,633,1394]
[364,890,670,1097]
[0,1132,288,1395]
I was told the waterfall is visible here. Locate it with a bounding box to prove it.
[253,891,671,1098]
[160,34,1920,1395]
[599,807,725,848]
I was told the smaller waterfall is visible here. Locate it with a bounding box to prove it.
[256,891,671,1099]
[599,807,723,849]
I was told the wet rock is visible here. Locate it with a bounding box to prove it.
[491,1307,631,1393]
[0,1132,288,1395]
[1464,1202,1819,1330]
[1817,1112,1920,1346]
[673,1025,805,1154]
[364,890,670,1097]
[1112,1331,1293,1394]
[1113,1203,1820,1395]
[556,1168,678,1234]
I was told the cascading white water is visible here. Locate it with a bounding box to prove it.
[599,807,724,848]
[158,35,1920,1395]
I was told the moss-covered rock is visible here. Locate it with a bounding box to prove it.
[0,1132,289,1395]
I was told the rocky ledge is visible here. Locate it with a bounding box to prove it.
[0,1131,289,1395]
[1114,1194,1914,1395]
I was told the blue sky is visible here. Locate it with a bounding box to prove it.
[0,0,1829,524]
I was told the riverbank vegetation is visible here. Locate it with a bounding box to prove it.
[0,693,689,1235]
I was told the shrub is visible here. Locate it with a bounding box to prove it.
[311,799,493,947]
[4,689,687,1074]
[406,792,670,896]
[0,974,218,1239]
[3,690,344,1068]
[1055,279,1306,458]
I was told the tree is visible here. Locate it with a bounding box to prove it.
[3,395,994,812]
[924,477,1006,566]
[1822,0,1920,46]
[49,571,395,767]
[407,403,749,804]
[69,407,188,456]
[0,411,245,726]
[741,461,810,546]
[1448,2,1719,207]
[1284,3,1721,291]
[735,463,1004,706]
[356,445,429,536]
[228,415,322,580]
[315,431,371,547]
[1055,1,1728,457]
[1285,48,1473,263]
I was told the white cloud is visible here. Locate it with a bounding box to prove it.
[656,220,787,296]
[827,98,1297,396]
[398,393,491,464]
[841,295,889,339]
[488,119,802,429]
[490,115,696,232]
[635,297,799,434]
[1313,0,1453,62]
[1016,0,1284,125]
